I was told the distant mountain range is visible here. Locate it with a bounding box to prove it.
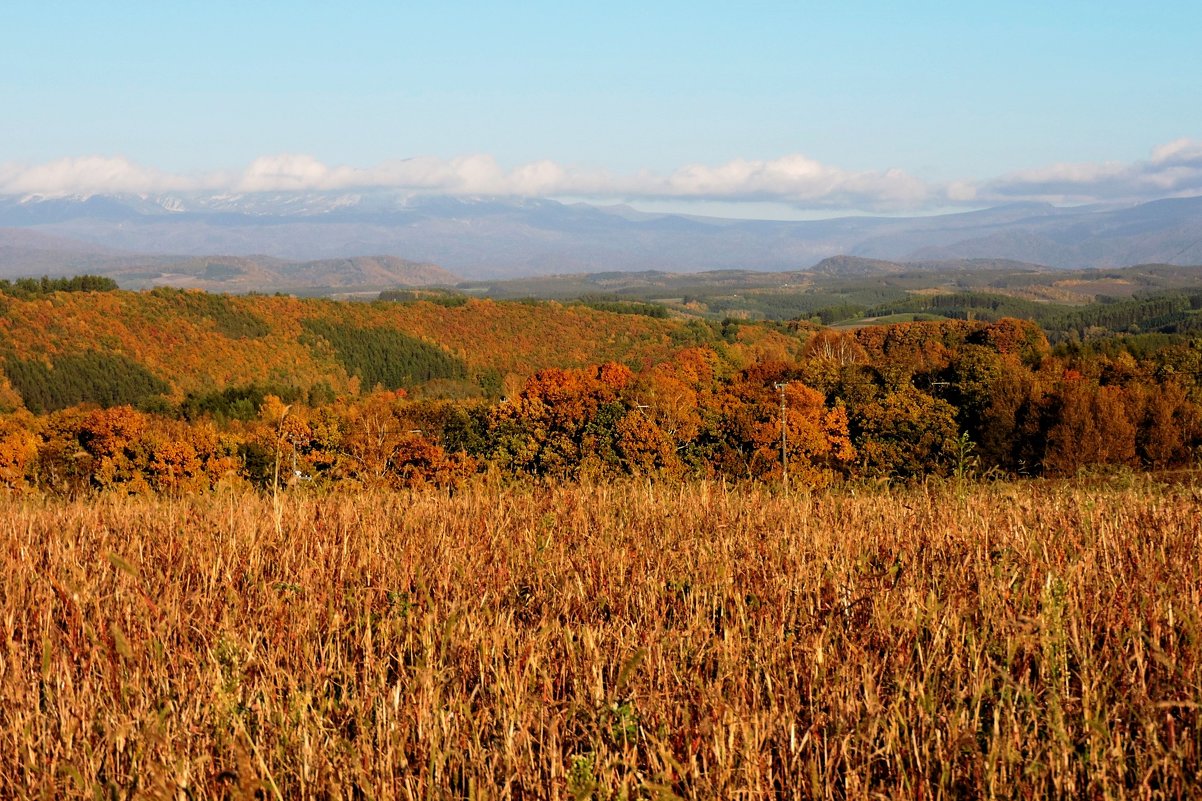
[1,191,1201,285]
[0,229,457,291]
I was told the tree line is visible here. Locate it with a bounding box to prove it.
[1,318,1200,494]
[0,275,118,298]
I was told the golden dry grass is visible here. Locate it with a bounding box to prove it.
[1,479,1199,799]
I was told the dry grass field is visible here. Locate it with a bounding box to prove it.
[1,478,1199,799]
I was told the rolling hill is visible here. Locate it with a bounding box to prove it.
[0,287,800,413]
[0,231,460,292]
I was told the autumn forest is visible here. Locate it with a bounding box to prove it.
[0,281,1199,494]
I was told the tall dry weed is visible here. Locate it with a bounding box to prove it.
[0,479,1198,798]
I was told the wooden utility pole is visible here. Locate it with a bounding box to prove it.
[775,382,788,490]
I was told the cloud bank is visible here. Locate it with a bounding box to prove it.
[2,139,1201,211]
[972,138,1202,204]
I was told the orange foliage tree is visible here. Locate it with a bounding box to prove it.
[28,406,244,494]
[0,411,39,489]
[1043,379,1138,475]
[306,390,474,488]
[1128,381,1200,468]
[850,386,960,479]
[704,360,855,484]
[634,347,721,444]
[488,363,679,478]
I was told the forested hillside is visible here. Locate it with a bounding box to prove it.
[0,286,789,409]
[1,283,1200,493]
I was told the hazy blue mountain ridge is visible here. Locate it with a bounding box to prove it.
[1,193,1201,281]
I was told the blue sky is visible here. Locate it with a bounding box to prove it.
[2,1,1201,215]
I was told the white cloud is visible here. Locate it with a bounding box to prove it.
[237,154,337,192]
[980,138,1202,204]
[648,156,930,207]
[1151,138,1202,166]
[0,156,196,196]
[2,139,1201,211]
[0,151,935,210]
